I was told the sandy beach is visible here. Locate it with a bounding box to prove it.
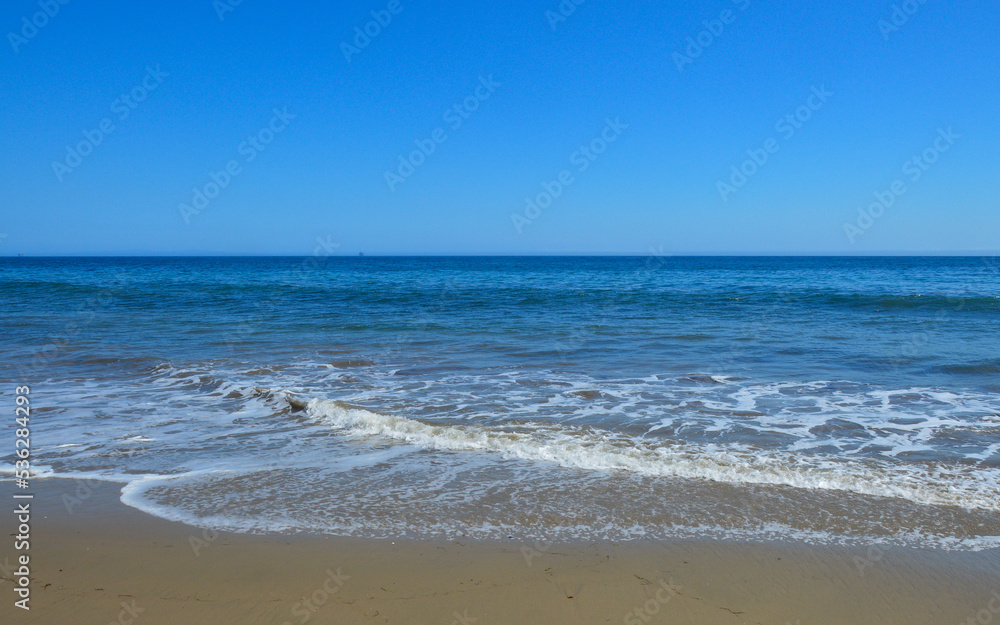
[1,477,996,624]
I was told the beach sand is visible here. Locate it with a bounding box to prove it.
[3,478,998,624]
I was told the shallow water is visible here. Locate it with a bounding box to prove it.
[2,256,998,548]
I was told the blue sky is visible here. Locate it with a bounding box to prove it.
[1,0,998,255]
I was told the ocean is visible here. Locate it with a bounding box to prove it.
[2,256,998,549]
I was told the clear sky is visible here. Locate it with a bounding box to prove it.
[2,0,998,255]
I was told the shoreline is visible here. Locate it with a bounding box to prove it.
[3,477,999,624]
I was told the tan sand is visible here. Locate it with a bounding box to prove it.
[2,478,998,624]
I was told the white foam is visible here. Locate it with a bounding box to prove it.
[20,365,1000,549]
[306,399,1000,512]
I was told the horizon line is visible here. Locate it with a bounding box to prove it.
[4,252,1000,259]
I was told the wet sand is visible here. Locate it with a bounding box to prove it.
[2,478,998,624]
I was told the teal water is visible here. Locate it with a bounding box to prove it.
[1,256,998,547]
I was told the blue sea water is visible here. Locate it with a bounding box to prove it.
[1,256,998,548]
